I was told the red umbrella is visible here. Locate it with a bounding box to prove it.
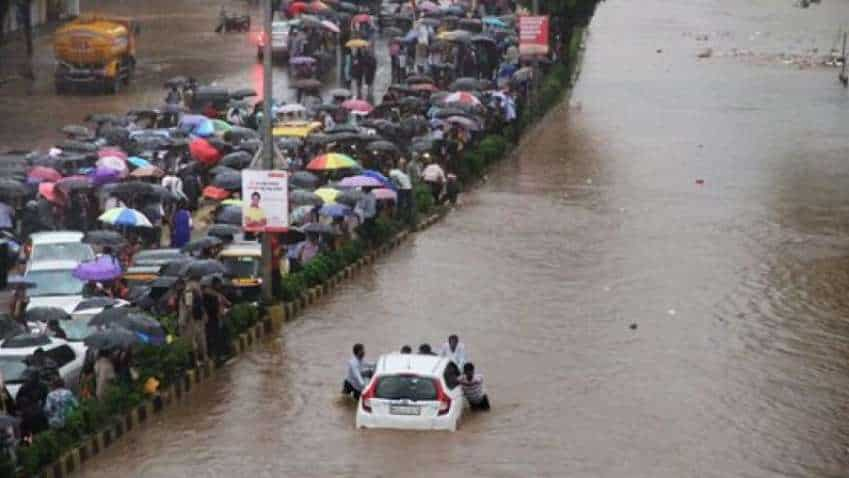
[38,182,65,205]
[289,1,308,15]
[203,186,231,200]
[190,138,221,166]
[410,83,440,92]
[28,166,62,182]
[352,13,371,24]
[341,99,374,114]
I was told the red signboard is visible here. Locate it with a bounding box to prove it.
[518,15,550,56]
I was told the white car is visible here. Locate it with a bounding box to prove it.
[356,353,464,432]
[24,259,86,314]
[0,335,87,400]
[25,231,94,272]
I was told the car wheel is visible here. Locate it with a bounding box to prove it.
[109,77,121,94]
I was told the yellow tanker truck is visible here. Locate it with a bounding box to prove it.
[53,15,139,94]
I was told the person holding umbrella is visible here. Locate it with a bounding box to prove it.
[170,201,193,249]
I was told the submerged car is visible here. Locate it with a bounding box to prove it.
[356,353,464,432]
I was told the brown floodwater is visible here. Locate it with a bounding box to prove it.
[16,0,848,476]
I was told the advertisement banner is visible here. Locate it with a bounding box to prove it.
[241,170,289,232]
[518,15,550,56]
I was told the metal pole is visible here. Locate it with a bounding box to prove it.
[531,0,539,120]
[840,32,847,86]
[261,0,274,304]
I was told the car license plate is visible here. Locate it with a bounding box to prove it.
[390,405,420,416]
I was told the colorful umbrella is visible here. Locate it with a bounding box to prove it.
[98,207,153,228]
[341,99,373,114]
[72,256,123,282]
[314,187,340,204]
[90,166,123,186]
[319,203,353,218]
[444,91,481,106]
[203,186,231,200]
[27,166,61,183]
[362,170,396,190]
[127,156,151,168]
[306,153,359,171]
[96,156,128,176]
[190,137,222,165]
[338,175,383,188]
[211,119,232,134]
[372,188,397,201]
[345,38,369,49]
[38,182,64,205]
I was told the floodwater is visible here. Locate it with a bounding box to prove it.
[18,0,849,476]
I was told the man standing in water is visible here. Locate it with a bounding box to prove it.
[343,343,368,399]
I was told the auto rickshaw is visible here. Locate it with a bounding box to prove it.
[272,120,323,139]
[53,15,140,94]
[217,241,262,302]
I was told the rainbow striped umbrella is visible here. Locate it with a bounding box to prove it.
[98,207,153,228]
[306,153,359,171]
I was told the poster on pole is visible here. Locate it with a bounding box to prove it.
[241,170,289,232]
[518,15,550,56]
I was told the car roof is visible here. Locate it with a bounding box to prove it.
[26,259,80,272]
[29,231,85,244]
[219,241,261,257]
[0,336,70,354]
[376,353,449,377]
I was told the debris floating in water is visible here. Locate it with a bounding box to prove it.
[629,323,638,330]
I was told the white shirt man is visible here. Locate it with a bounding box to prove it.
[439,336,467,368]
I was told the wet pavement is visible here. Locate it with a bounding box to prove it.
[3,0,848,476]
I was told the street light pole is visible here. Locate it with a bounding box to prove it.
[261,0,274,304]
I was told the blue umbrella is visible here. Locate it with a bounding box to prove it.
[483,16,507,28]
[362,170,396,190]
[72,256,123,282]
[319,203,353,218]
[127,156,152,168]
[402,28,418,43]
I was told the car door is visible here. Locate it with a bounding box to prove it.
[442,361,464,422]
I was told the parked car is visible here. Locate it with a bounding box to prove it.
[0,335,87,400]
[25,231,94,271]
[24,260,86,313]
[356,353,464,431]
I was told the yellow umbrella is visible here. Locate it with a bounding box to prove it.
[346,38,369,49]
[273,121,323,138]
[314,187,340,204]
[221,198,243,206]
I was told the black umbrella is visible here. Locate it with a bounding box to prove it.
[215,205,242,225]
[212,171,242,191]
[0,179,26,198]
[89,307,133,326]
[209,166,239,177]
[7,276,36,289]
[207,224,241,240]
[410,139,435,154]
[325,125,361,135]
[236,139,262,155]
[103,312,164,338]
[181,236,223,254]
[367,140,400,154]
[0,415,20,428]
[335,189,364,207]
[328,88,352,98]
[220,151,253,169]
[61,124,93,138]
[164,76,189,88]
[301,223,337,235]
[159,258,193,277]
[290,189,324,206]
[56,176,93,194]
[103,181,156,197]
[449,77,482,91]
[59,140,98,153]
[293,79,322,90]
[184,259,227,280]
[149,276,178,289]
[75,297,122,312]
[84,230,126,247]
[2,334,52,348]
[290,171,320,190]
[25,307,70,323]
[0,316,26,340]
[84,327,139,349]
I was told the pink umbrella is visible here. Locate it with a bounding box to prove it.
[27,166,62,182]
[372,188,397,201]
[97,148,127,160]
[341,99,374,114]
[444,91,481,106]
[417,1,438,12]
[339,175,383,188]
[321,20,340,33]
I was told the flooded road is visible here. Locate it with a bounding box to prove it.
[47,0,849,476]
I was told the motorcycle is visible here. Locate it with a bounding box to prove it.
[215,9,251,33]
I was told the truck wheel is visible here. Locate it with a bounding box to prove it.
[109,77,121,94]
[257,49,264,62]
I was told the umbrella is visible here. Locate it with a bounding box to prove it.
[84,327,139,349]
[84,230,126,246]
[289,205,316,225]
[0,317,25,340]
[99,207,153,228]
[320,19,340,33]
[362,169,395,189]
[102,181,155,197]
[61,124,92,137]
[345,38,369,49]
[207,224,241,239]
[127,156,152,168]
[444,91,481,106]
[409,83,439,92]
[112,313,166,344]
[8,276,36,289]
[301,222,337,235]
[279,104,307,115]
[212,172,242,191]
[211,119,232,135]
[210,165,239,176]
[25,306,71,323]
[341,99,374,114]
[130,166,165,179]
[96,156,129,176]
[319,203,353,218]
[288,1,307,15]
[329,88,352,99]
[292,79,323,90]
[446,115,481,131]
[203,186,231,200]
[220,198,242,206]
[314,187,340,204]
[291,189,324,206]
[0,179,26,198]
[149,276,178,289]
[75,297,122,311]
[290,171,320,190]
[290,56,317,66]
[90,167,123,186]
[98,148,127,160]
[89,307,133,325]
[0,415,20,428]
[325,125,360,135]
[372,188,398,201]
[215,205,242,225]
[335,189,364,206]
[27,166,62,183]
[351,13,371,23]
[189,137,221,166]
[367,141,399,154]
[339,175,383,188]
[181,236,223,254]
[72,256,123,282]
[220,151,253,169]
[184,259,227,279]
[307,153,359,171]
[449,77,483,91]
[482,16,507,28]
[37,183,63,205]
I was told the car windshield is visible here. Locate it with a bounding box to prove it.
[0,356,28,384]
[59,318,97,342]
[26,269,85,297]
[222,257,260,278]
[375,375,438,401]
[31,242,93,264]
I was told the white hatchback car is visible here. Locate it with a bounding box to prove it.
[26,231,94,272]
[356,353,464,432]
[0,335,88,400]
[24,259,86,313]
